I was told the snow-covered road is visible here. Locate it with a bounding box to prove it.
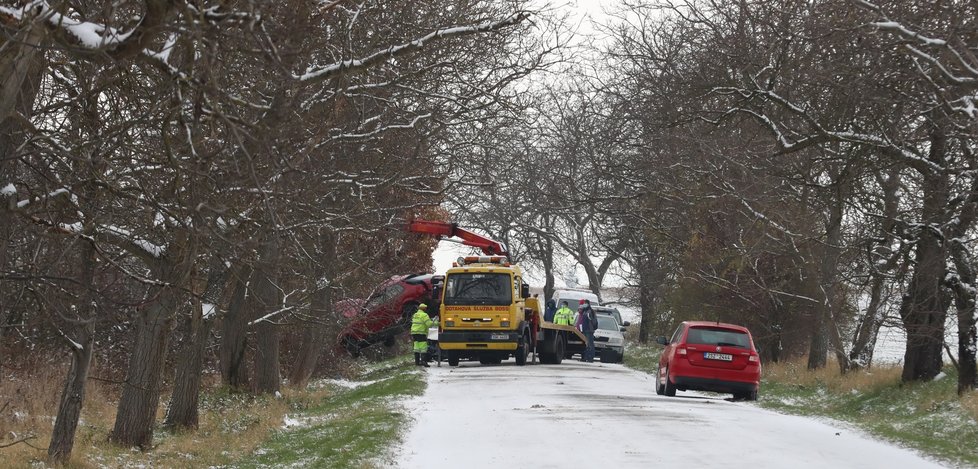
[394,359,946,468]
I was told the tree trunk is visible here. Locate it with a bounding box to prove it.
[849,276,887,369]
[636,248,667,344]
[252,236,282,394]
[821,191,851,372]
[162,301,213,429]
[164,256,228,428]
[0,16,46,384]
[949,240,978,394]
[900,129,950,383]
[849,169,901,370]
[47,240,97,464]
[582,260,602,300]
[290,231,336,388]
[806,313,828,370]
[47,319,95,463]
[0,13,47,125]
[637,280,656,344]
[541,238,555,302]
[111,233,195,448]
[220,262,253,390]
[110,291,179,448]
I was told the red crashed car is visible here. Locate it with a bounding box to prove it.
[337,273,441,356]
[655,321,761,401]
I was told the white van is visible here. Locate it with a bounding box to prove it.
[551,288,600,309]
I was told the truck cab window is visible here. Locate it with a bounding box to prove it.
[444,273,512,306]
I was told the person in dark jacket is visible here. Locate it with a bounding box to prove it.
[579,300,598,362]
[544,299,557,323]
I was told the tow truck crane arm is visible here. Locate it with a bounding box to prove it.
[407,220,508,257]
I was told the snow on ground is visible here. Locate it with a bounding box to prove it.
[311,377,388,390]
[392,360,947,469]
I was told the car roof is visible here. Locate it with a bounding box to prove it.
[684,321,751,333]
[402,273,435,285]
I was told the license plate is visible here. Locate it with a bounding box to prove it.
[704,352,733,361]
[490,333,508,340]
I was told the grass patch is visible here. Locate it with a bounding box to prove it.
[622,341,660,375]
[760,361,978,467]
[0,354,423,469]
[231,358,425,469]
[623,342,978,467]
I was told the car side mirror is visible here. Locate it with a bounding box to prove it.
[655,336,668,346]
[623,321,631,327]
[520,283,530,299]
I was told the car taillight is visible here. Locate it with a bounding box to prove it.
[677,347,687,357]
[748,355,759,363]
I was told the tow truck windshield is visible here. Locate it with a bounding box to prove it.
[443,273,512,306]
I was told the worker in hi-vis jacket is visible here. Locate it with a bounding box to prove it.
[553,301,574,325]
[411,304,434,367]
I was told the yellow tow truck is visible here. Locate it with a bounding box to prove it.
[408,220,588,366]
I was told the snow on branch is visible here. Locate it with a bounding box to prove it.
[298,12,528,83]
[248,305,295,326]
[1,1,129,47]
[317,113,433,147]
[102,225,165,259]
[712,90,940,175]
[855,0,978,91]
[1,0,178,60]
[14,187,71,209]
[56,325,84,351]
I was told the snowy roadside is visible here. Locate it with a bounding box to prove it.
[391,360,948,468]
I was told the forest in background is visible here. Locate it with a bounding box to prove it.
[1,0,976,464]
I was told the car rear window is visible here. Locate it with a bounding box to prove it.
[686,327,750,348]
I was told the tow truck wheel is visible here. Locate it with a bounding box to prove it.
[447,352,460,367]
[553,334,565,365]
[515,332,528,366]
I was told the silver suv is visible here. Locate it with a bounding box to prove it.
[593,307,628,363]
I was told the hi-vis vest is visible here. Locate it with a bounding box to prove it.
[411,310,433,334]
[554,307,574,325]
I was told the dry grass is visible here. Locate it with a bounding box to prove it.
[0,353,349,469]
[81,385,337,469]
[1,354,76,467]
[962,389,978,422]
[762,358,903,394]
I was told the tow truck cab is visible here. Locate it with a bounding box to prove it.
[437,256,535,366]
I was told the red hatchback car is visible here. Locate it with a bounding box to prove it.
[337,273,441,356]
[655,321,761,401]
